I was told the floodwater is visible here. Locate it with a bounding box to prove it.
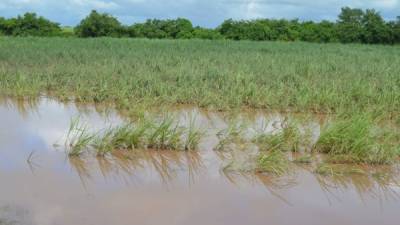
[0,97,399,225]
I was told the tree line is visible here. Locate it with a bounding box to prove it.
[1,7,400,44]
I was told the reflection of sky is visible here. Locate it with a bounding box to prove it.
[0,98,123,171]
[0,98,400,225]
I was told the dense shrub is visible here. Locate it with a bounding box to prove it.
[0,13,61,36]
[74,10,123,37]
[1,7,399,44]
[129,18,193,39]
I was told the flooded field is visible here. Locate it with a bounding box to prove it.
[0,97,399,225]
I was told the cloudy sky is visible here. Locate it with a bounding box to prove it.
[0,0,399,27]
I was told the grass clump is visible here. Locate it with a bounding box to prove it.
[256,151,290,176]
[109,120,150,150]
[92,130,113,156]
[146,115,184,150]
[184,116,204,151]
[314,114,398,164]
[253,119,310,153]
[65,117,95,156]
[62,115,204,157]
[214,119,247,151]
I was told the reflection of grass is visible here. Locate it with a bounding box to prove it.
[315,163,366,176]
[293,155,313,164]
[314,113,398,164]
[257,151,290,176]
[315,164,400,202]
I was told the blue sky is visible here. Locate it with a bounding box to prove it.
[0,0,399,27]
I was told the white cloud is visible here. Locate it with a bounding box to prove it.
[0,0,399,27]
[69,0,119,9]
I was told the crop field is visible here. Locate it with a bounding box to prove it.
[1,37,399,116]
[1,37,400,225]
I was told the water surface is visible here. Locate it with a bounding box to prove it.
[0,97,399,225]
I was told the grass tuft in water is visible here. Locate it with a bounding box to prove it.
[183,116,204,151]
[256,151,290,176]
[65,117,95,156]
[146,115,184,150]
[253,119,310,153]
[314,114,398,164]
[92,129,115,157]
[214,119,247,151]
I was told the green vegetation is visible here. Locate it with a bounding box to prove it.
[75,10,124,38]
[314,114,399,164]
[1,38,398,117]
[214,120,247,151]
[315,163,366,176]
[65,118,95,156]
[293,155,313,164]
[257,151,290,176]
[0,13,61,36]
[252,119,310,152]
[184,116,204,151]
[1,7,399,44]
[63,115,204,157]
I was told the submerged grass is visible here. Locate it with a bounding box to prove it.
[214,119,247,151]
[252,119,310,153]
[65,117,95,156]
[256,151,290,176]
[63,115,205,157]
[146,115,184,150]
[184,116,204,151]
[314,113,398,164]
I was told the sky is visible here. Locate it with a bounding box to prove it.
[0,0,399,27]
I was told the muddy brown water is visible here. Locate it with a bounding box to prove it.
[0,97,399,225]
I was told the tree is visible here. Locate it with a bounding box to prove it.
[192,27,223,40]
[0,13,61,36]
[75,10,122,37]
[390,16,400,43]
[361,9,390,44]
[337,7,364,43]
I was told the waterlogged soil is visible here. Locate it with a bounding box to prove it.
[0,97,399,225]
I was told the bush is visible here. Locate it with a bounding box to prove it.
[0,13,61,36]
[75,10,123,37]
[192,27,223,40]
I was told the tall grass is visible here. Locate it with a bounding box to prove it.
[146,115,183,150]
[63,115,205,157]
[252,119,311,153]
[65,117,95,156]
[314,114,398,164]
[184,116,204,151]
[256,151,290,176]
[214,119,247,151]
[0,38,399,119]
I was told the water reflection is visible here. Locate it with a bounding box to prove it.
[69,150,205,187]
[315,165,400,204]
[1,97,400,225]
